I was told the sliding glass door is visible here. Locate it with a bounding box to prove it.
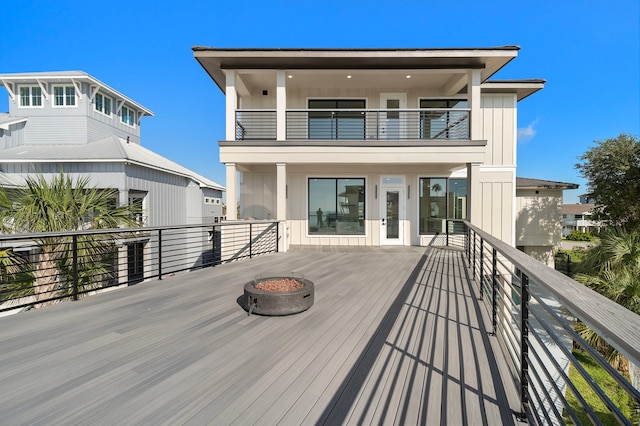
[308,99,366,139]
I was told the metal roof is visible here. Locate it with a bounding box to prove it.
[0,136,224,191]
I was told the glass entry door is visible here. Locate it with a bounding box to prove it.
[379,93,406,139]
[380,183,405,245]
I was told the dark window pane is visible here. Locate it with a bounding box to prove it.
[309,178,365,235]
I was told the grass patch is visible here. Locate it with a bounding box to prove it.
[563,349,637,425]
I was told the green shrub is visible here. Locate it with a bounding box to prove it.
[566,230,595,241]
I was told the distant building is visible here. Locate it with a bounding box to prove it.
[0,71,225,226]
[0,71,225,284]
[516,177,579,266]
[562,203,603,236]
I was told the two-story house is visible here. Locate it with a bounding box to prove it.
[0,71,225,225]
[193,47,544,249]
[0,71,225,284]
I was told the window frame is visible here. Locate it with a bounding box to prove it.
[52,85,76,107]
[120,105,136,127]
[18,85,43,108]
[307,177,366,236]
[418,177,468,235]
[94,92,112,117]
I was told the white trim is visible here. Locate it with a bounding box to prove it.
[17,85,44,108]
[380,176,407,246]
[35,80,48,100]
[120,105,136,128]
[1,80,15,100]
[94,92,113,118]
[51,85,78,108]
[0,117,27,130]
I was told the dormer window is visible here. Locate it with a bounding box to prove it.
[95,93,112,116]
[19,86,42,107]
[53,86,76,106]
[121,106,135,126]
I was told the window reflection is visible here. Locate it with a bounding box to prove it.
[419,177,467,234]
[309,178,365,235]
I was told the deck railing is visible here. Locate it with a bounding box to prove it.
[0,221,280,313]
[234,109,470,141]
[445,220,640,425]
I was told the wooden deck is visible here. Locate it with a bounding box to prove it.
[0,246,521,425]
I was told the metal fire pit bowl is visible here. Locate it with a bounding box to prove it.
[244,272,314,316]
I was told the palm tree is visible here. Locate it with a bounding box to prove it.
[431,183,442,197]
[0,173,137,306]
[574,228,640,371]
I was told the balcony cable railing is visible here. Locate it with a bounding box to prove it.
[444,219,640,425]
[0,221,280,313]
[233,108,470,141]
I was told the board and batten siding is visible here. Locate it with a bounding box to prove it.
[125,164,189,227]
[480,94,517,166]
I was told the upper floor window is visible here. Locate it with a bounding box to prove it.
[95,93,112,116]
[121,106,135,126]
[308,99,366,139]
[53,86,76,106]
[19,86,42,107]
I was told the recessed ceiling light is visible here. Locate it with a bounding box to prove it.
[406,75,412,79]
[347,75,352,79]
[287,75,293,79]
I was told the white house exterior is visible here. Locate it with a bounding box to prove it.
[515,177,579,266]
[194,47,545,249]
[0,71,225,287]
[0,71,225,226]
[562,203,603,236]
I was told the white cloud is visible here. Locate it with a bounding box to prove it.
[517,119,539,143]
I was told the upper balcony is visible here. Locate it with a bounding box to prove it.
[235,108,470,142]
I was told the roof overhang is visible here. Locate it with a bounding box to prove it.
[516,177,578,190]
[482,79,546,101]
[0,71,154,117]
[193,47,521,93]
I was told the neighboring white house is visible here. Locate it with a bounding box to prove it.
[562,203,603,236]
[193,47,544,249]
[0,71,225,284]
[515,177,579,266]
[0,71,225,226]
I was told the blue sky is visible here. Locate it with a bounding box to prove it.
[1,0,638,203]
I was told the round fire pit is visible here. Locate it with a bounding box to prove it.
[244,272,314,316]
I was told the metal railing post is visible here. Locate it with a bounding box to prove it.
[492,248,498,334]
[472,230,476,278]
[158,229,162,280]
[276,221,280,253]
[72,235,79,301]
[212,225,217,267]
[446,220,450,246]
[249,223,253,258]
[519,273,530,420]
[479,238,484,297]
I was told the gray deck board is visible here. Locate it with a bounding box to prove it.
[0,246,520,425]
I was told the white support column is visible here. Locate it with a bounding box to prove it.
[467,163,481,226]
[225,163,238,220]
[468,69,482,141]
[225,70,237,141]
[276,70,287,141]
[276,163,287,220]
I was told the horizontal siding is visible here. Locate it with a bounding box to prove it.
[23,115,86,145]
[87,115,139,144]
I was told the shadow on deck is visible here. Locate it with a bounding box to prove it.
[0,246,519,425]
